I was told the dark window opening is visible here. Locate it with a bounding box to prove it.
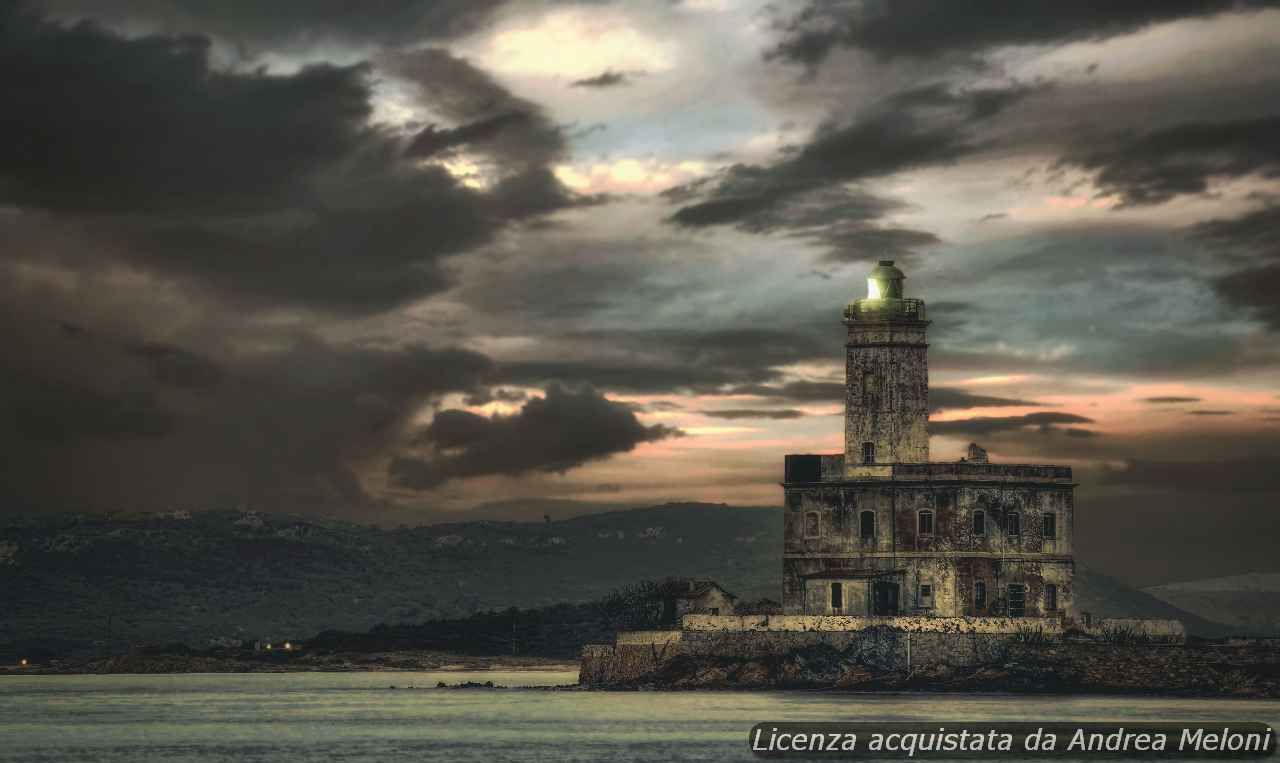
[1045,584,1058,612]
[1042,513,1057,539]
[973,510,986,536]
[804,511,820,538]
[919,583,934,609]
[831,582,843,612]
[1007,584,1026,617]
[787,493,802,512]
[918,509,934,536]
[974,580,987,611]
[709,607,720,616]
[862,372,879,407]
[860,510,876,541]
[861,442,875,464]
[1006,511,1021,536]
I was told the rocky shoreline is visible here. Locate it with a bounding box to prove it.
[587,641,1280,698]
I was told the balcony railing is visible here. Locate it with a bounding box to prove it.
[843,297,927,323]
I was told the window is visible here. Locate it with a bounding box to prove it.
[1007,583,1026,617]
[972,510,986,536]
[918,509,934,536]
[918,582,934,609]
[709,607,720,616]
[831,582,843,613]
[862,372,879,406]
[1042,512,1057,539]
[804,511,820,538]
[861,442,875,464]
[787,493,802,512]
[1045,584,1058,612]
[1006,511,1021,536]
[860,510,876,541]
[974,580,987,611]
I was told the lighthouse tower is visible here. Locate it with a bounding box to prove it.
[842,260,930,472]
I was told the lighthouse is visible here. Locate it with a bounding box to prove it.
[842,260,930,471]
[781,260,1075,618]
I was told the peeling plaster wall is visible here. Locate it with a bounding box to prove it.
[782,478,1074,616]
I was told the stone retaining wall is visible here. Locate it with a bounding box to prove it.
[580,616,1186,687]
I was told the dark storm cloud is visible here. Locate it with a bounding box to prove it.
[667,83,1036,256]
[0,8,580,315]
[1189,204,1280,259]
[382,47,567,169]
[570,70,630,88]
[1187,409,1235,416]
[406,111,536,159]
[726,381,845,402]
[766,0,1277,67]
[0,7,371,215]
[728,382,1045,411]
[1142,396,1202,404]
[9,381,178,443]
[1213,263,1280,330]
[463,388,530,407]
[495,326,834,394]
[0,284,497,512]
[388,386,682,489]
[1058,117,1280,207]
[701,409,807,420]
[123,342,224,391]
[929,388,1046,413]
[34,0,507,48]
[929,411,1095,437]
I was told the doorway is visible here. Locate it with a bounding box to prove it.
[872,580,899,615]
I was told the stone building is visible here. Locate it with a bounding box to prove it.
[782,261,1074,619]
[659,579,737,624]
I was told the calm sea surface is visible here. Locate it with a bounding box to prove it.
[1,670,1276,762]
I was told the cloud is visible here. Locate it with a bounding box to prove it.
[1142,396,1201,403]
[929,388,1046,412]
[1058,117,1280,206]
[570,70,630,88]
[32,0,507,49]
[701,409,807,420]
[1189,204,1280,260]
[0,8,370,215]
[0,281,496,513]
[493,326,834,394]
[666,83,1036,257]
[388,385,682,489]
[1213,262,1280,330]
[929,411,1095,436]
[0,11,583,316]
[1187,409,1234,416]
[766,0,1277,67]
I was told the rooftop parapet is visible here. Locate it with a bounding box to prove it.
[784,454,1072,484]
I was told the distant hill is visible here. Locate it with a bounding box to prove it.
[1144,573,1280,635]
[0,503,781,653]
[0,503,1234,654]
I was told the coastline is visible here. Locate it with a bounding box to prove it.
[2,651,579,676]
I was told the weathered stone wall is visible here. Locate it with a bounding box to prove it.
[782,477,1074,615]
[844,321,930,468]
[579,617,1186,687]
[681,614,1063,634]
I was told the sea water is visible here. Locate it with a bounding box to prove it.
[0,671,1276,762]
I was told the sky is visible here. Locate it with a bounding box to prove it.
[2,0,1279,586]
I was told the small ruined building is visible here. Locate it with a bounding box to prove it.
[782,261,1073,618]
[659,579,737,624]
